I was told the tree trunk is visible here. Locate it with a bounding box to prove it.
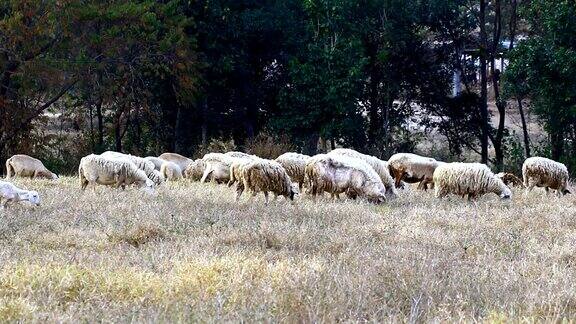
[89,101,95,151]
[201,97,208,147]
[367,41,382,145]
[517,98,530,158]
[114,108,124,152]
[96,99,104,152]
[174,106,184,153]
[319,137,328,153]
[490,64,505,171]
[133,108,142,155]
[491,0,505,171]
[303,132,320,155]
[551,130,564,160]
[479,0,490,164]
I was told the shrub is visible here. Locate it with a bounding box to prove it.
[245,133,295,159]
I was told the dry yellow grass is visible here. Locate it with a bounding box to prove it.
[1,177,576,322]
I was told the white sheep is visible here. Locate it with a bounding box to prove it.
[433,162,512,200]
[79,154,154,192]
[144,157,166,171]
[200,153,256,184]
[236,159,297,204]
[275,152,310,191]
[522,157,570,196]
[0,180,41,209]
[225,151,253,159]
[158,153,193,172]
[329,148,396,198]
[305,154,387,203]
[388,153,444,190]
[227,157,259,188]
[160,161,183,181]
[184,159,206,181]
[101,151,164,185]
[5,154,58,180]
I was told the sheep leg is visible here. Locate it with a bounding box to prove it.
[235,183,244,202]
[263,192,269,205]
[81,179,89,191]
[394,172,404,188]
[417,180,424,190]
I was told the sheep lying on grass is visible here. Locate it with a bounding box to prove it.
[101,151,164,185]
[305,154,387,203]
[388,153,444,190]
[79,154,154,192]
[158,153,193,172]
[275,152,310,191]
[329,148,396,198]
[433,162,512,200]
[235,159,297,204]
[5,154,58,180]
[0,180,40,209]
[160,161,183,181]
[522,157,570,196]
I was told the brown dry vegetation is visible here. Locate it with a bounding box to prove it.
[1,177,576,322]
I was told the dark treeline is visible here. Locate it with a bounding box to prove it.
[1,0,575,174]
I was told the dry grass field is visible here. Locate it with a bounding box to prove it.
[1,177,576,322]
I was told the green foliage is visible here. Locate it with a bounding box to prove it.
[504,0,576,169]
[1,0,574,173]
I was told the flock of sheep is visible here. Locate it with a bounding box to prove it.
[0,148,571,209]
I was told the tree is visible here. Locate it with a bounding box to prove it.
[505,0,576,167]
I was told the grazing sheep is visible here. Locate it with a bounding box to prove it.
[227,158,258,188]
[388,153,444,190]
[101,151,164,186]
[200,153,256,184]
[329,148,396,198]
[433,162,512,200]
[496,172,524,187]
[305,154,387,203]
[160,161,183,181]
[184,159,206,181]
[236,159,297,204]
[5,154,58,180]
[522,157,570,195]
[158,153,193,172]
[79,154,154,191]
[275,152,310,191]
[0,180,40,209]
[144,157,166,171]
